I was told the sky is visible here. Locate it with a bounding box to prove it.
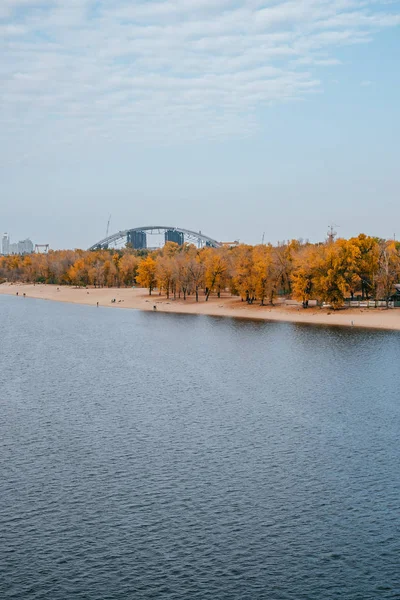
[1,0,399,249]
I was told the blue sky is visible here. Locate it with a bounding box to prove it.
[1,0,399,248]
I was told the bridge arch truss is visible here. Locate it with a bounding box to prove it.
[89,226,221,251]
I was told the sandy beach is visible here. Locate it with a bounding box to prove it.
[1,282,399,331]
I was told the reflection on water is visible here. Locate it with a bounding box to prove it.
[1,296,400,599]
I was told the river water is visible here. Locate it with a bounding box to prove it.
[1,296,399,599]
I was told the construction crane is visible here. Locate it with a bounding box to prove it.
[106,214,112,238]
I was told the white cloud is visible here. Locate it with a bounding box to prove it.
[0,0,399,157]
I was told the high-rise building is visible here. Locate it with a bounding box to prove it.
[2,235,34,255]
[2,233,9,255]
[165,230,184,245]
[127,230,147,249]
[18,239,34,254]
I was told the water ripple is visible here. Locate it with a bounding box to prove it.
[1,297,400,599]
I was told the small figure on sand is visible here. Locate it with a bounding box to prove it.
[97,302,99,307]
[153,305,157,311]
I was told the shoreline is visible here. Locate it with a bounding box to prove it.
[1,283,399,331]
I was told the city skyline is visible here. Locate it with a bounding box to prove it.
[1,233,34,256]
[0,219,398,253]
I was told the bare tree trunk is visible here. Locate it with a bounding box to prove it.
[206,279,216,301]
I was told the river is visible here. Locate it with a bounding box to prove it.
[1,296,399,599]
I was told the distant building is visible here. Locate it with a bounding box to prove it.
[165,229,184,246]
[2,233,10,255]
[3,236,34,255]
[18,239,34,254]
[219,241,240,248]
[127,230,147,249]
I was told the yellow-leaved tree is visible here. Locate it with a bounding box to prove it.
[377,240,400,307]
[253,244,275,305]
[156,255,174,299]
[204,249,229,301]
[313,240,356,309]
[136,256,157,295]
[232,245,256,303]
[187,256,205,302]
[119,254,139,287]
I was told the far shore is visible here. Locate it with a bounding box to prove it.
[1,283,399,331]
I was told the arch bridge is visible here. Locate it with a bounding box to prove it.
[89,226,221,251]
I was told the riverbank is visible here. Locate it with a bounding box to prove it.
[1,283,399,331]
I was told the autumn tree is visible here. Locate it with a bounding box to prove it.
[313,240,356,309]
[68,258,89,287]
[2,235,400,312]
[88,259,105,288]
[187,256,205,302]
[136,256,157,295]
[162,241,181,258]
[347,234,380,299]
[102,259,118,287]
[119,254,139,287]
[376,240,400,307]
[232,245,257,303]
[156,255,174,299]
[272,240,299,296]
[173,253,192,300]
[204,249,229,301]
[253,244,276,305]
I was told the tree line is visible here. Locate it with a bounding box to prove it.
[1,234,399,308]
